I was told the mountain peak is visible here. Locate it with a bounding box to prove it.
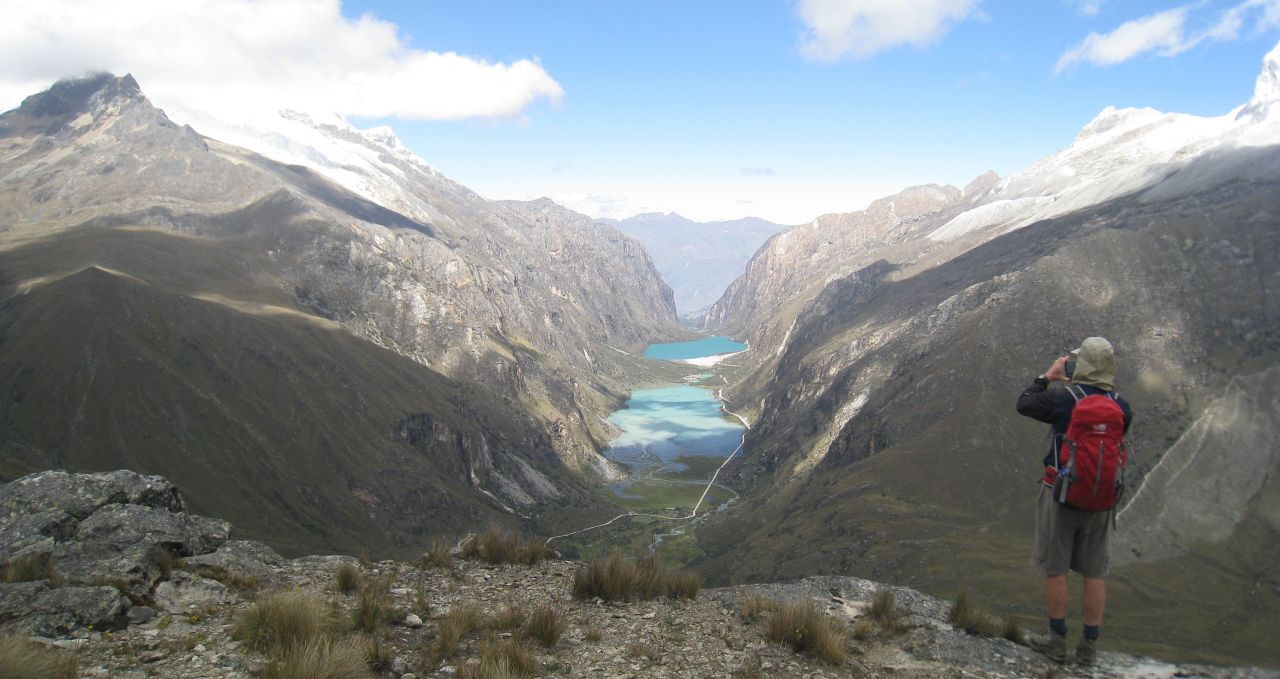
[0,72,151,136]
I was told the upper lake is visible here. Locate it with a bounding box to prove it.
[643,335,746,361]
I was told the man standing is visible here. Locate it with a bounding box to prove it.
[1016,337,1133,665]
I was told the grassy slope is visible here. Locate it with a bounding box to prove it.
[0,225,614,557]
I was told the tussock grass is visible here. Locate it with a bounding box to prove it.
[489,603,526,631]
[851,618,877,640]
[571,550,702,602]
[336,563,362,594]
[740,593,775,622]
[584,627,603,643]
[263,636,373,679]
[352,578,398,633]
[354,633,393,673]
[869,589,909,633]
[458,638,536,679]
[948,592,1003,638]
[765,600,846,666]
[461,525,548,566]
[0,634,78,679]
[433,601,483,659]
[1002,617,1027,645]
[526,604,566,647]
[0,552,57,583]
[422,536,455,569]
[154,546,179,579]
[233,590,329,653]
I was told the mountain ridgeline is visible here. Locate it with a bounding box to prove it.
[695,44,1280,666]
[0,73,681,556]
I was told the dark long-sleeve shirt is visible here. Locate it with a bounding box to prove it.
[1017,377,1133,468]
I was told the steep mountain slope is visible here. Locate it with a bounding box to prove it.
[0,74,678,554]
[604,213,786,317]
[695,44,1280,666]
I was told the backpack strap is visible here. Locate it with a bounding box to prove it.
[1065,383,1085,402]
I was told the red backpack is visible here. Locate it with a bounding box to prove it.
[1053,384,1128,512]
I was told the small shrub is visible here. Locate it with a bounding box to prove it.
[571,550,702,602]
[422,536,455,569]
[765,600,846,665]
[458,638,536,679]
[264,636,373,679]
[462,524,548,565]
[627,642,659,660]
[352,579,397,633]
[412,587,432,618]
[0,553,56,583]
[740,593,774,622]
[869,589,908,633]
[526,604,566,647]
[233,590,329,653]
[336,563,362,594]
[153,546,181,579]
[948,592,1002,638]
[0,634,78,679]
[489,604,526,631]
[583,627,602,643]
[434,601,483,659]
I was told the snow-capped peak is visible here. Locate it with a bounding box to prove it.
[927,39,1280,243]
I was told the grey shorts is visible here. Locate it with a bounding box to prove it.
[1034,486,1111,578]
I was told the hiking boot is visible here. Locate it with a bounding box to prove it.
[1076,637,1098,666]
[1028,632,1068,663]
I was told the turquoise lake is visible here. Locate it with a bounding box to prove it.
[606,384,744,472]
[643,335,746,361]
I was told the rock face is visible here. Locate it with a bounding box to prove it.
[694,43,1280,667]
[0,73,679,553]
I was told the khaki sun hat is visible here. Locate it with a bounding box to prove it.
[1070,337,1116,392]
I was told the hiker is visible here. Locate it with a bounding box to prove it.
[1016,337,1132,666]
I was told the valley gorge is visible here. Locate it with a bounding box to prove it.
[2,37,1280,677]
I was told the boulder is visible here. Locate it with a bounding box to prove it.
[0,581,127,636]
[184,539,285,579]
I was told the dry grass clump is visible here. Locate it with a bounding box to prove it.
[0,552,57,583]
[181,563,260,592]
[583,627,603,643]
[263,636,373,679]
[233,590,330,653]
[422,536,455,569]
[489,603,526,631]
[740,593,776,622]
[948,592,1003,638]
[354,633,393,673]
[627,642,659,660]
[433,601,484,659]
[458,638,536,679]
[336,563,362,594]
[0,634,78,679]
[571,550,702,602]
[526,604,567,647]
[461,525,548,566]
[869,589,909,633]
[765,600,846,666]
[352,578,398,633]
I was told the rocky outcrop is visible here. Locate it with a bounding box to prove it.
[0,470,283,636]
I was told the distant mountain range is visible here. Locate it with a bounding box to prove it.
[602,213,786,319]
[0,73,681,556]
[696,41,1280,666]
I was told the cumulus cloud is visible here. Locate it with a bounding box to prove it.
[797,0,981,62]
[1056,0,1280,73]
[0,0,563,121]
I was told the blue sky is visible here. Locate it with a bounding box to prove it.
[3,1,1279,223]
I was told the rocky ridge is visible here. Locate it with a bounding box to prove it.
[3,471,1270,679]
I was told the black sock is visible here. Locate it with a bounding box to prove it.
[1083,624,1100,640]
[1049,618,1067,636]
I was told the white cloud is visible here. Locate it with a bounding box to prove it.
[797,0,981,62]
[1056,0,1280,73]
[0,0,563,122]
[1075,1,1104,17]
